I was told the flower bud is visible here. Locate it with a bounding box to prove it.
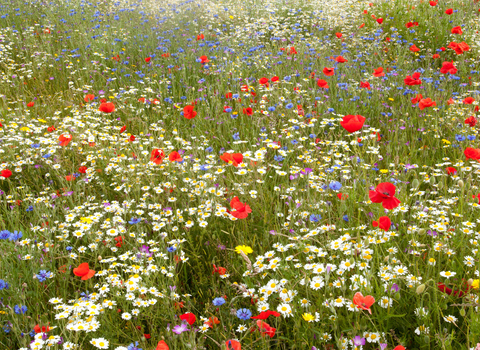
[98,256,102,261]
[418,229,426,235]
[460,308,466,317]
[416,284,426,294]
[458,180,464,188]
[467,278,474,286]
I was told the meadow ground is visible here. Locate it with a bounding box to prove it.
[1,0,480,349]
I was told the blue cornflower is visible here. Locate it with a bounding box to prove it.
[14,305,27,314]
[8,231,22,241]
[0,230,11,240]
[127,342,142,350]
[455,134,466,142]
[284,75,291,81]
[329,181,342,191]
[232,133,240,140]
[213,297,226,306]
[26,206,34,212]
[274,155,284,162]
[236,308,252,320]
[291,140,298,145]
[343,215,349,222]
[31,143,41,148]
[129,218,142,225]
[467,135,476,141]
[285,103,293,109]
[0,279,9,290]
[225,107,232,113]
[167,246,176,253]
[206,146,213,152]
[267,106,276,112]
[66,246,73,251]
[309,214,322,222]
[309,134,316,138]
[36,270,53,283]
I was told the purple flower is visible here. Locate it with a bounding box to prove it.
[391,283,400,293]
[352,336,366,346]
[301,168,313,175]
[380,344,388,350]
[172,322,188,334]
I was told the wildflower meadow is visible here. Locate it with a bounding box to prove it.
[1,0,480,349]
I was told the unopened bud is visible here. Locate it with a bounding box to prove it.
[418,229,426,235]
[98,256,102,261]
[467,278,474,286]
[458,180,464,188]
[416,284,426,294]
[394,292,401,300]
[460,308,466,317]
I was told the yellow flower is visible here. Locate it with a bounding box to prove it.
[235,245,253,255]
[302,313,314,322]
[472,279,479,289]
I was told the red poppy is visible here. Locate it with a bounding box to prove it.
[84,94,95,102]
[317,79,329,89]
[373,67,385,77]
[446,167,457,175]
[337,193,348,200]
[150,149,165,164]
[129,135,135,142]
[73,262,95,280]
[393,346,406,350]
[220,152,243,167]
[99,102,115,113]
[251,310,281,320]
[225,340,241,350]
[78,166,87,174]
[179,312,196,325]
[230,197,252,219]
[429,0,437,5]
[352,292,375,314]
[418,98,436,110]
[473,193,480,204]
[409,44,420,52]
[405,21,418,28]
[335,55,347,63]
[120,125,127,133]
[242,107,253,116]
[212,264,227,276]
[225,92,233,99]
[445,8,453,15]
[271,76,279,82]
[404,72,422,86]
[376,18,383,24]
[464,147,480,160]
[437,280,473,297]
[205,316,220,327]
[145,57,151,63]
[259,77,269,85]
[323,67,335,76]
[34,324,50,334]
[451,26,463,35]
[411,94,423,104]
[289,47,297,55]
[340,115,366,133]
[114,236,123,248]
[155,340,170,350]
[0,169,12,178]
[168,151,183,162]
[432,53,440,59]
[463,97,475,104]
[359,23,365,28]
[199,55,209,64]
[256,320,276,338]
[27,101,34,107]
[440,61,457,74]
[197,34,204,40]
[360,81,371,89]
[465,116,477,127]
[59,134,72,146]
[372,216,391,231]
[335,32,342,38]
[183,105,197,119]
[369,182,401,210]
